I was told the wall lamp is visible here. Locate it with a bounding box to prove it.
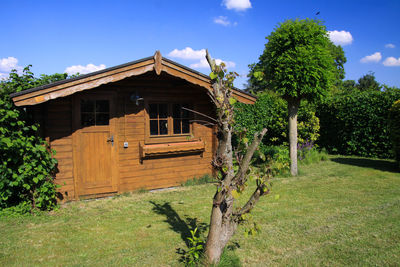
[130,92,143,106]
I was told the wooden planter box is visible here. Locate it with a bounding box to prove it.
[139,140,205,161]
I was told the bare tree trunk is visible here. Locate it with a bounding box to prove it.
[288,100,299,176]
[203,50,269,264]
[204,197,237,263]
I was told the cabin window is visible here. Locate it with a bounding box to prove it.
[81,99,110,126]
[148,103,192,137]
[173,104,190,134]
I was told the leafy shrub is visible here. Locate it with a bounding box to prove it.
[0,67,68,213]
[299,147,329,165]
[388,99,400,167]
[262,143,328,176]
[318,88,400,158]
[234,91,320,152]
[263,146,290,176]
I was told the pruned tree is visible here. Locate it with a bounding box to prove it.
[250,19,335,176]
[203,50,269,264]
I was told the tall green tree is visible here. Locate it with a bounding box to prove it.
[356,72,381,91]
[328,42,347,85]
[250,19,335,176]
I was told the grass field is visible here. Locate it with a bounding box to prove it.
[0,156,399,266]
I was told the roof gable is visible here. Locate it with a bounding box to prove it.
[11,51,256,106]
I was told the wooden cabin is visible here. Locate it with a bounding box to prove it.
[11,51,256,201]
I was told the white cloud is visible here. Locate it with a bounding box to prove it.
[222,0,252,11]
[0,72,9,80]
[385,43,395,49]
[328,30,353,46]
[64,63,106,75]
[360,52,382,63]
[168,47,235,69]
[168,47,206,60]
[214,16,231,26]
[190,58,236,69]
[0,56,23,73]
[383,57,400,67]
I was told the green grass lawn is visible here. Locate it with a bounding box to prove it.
[1,156,399,266]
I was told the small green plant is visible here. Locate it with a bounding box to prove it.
[183,227,205,266]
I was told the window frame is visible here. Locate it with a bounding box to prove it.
[144,100,194,144]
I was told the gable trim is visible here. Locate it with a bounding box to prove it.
[11,51,256,106]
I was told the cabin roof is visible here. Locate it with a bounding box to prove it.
[11,51,256,106]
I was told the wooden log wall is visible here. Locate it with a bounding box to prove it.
[114,73,215,192]
[44,96,75,200]
[42,72,215,200]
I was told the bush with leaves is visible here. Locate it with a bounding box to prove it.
[234,91,320,152]
[0,67,68,213]
[388,99,400,167]
[317,88,400,158]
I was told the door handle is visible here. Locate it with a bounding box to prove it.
[107,135,114,146]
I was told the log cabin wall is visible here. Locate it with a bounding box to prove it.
[43,96,75,200]
[41,72,215,201]
[115,73,214,192]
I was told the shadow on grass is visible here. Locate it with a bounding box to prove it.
[149,201,208,247]
[331,157,399,173]
[150,201,242,266]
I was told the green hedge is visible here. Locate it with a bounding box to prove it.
[388,100,400,167]
[234,92,320,153]
[317,89,400,158]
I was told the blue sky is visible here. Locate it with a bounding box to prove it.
[1,0,399,89]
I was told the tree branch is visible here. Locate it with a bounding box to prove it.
[234,183,270,219]
[189,119,216,126]
[181,107,218,122]
[206,49,216,71]
[232,128,267,184]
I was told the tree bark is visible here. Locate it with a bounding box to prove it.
[288,100,299,176]
[204,196,237,263]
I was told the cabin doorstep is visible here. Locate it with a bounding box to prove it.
[10,51,256,201]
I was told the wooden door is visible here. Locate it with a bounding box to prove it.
[73,93,118,197]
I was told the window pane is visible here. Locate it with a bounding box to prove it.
[173,119,181,134]
[96,100,109,112]
[150,120,158,135]
[181,104,190,118]
[81,100,94,112]
[182,119,190,133]
[173,104,181,118]
[81,113,95,126]
[149,104,158,119]
[159,120,168,135]
[96,113,109,125]
[159,104,168,118]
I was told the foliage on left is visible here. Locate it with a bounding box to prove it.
[0,66,69,214]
